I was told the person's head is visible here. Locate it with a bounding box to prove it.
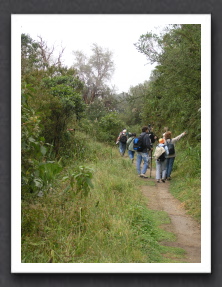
[159,138,165,144]
[132,133,136,137]
[148,124,153,131]
[142,126,148,133]
[164,131,172,139]
[123,129,127,133]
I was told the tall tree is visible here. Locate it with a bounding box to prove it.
[72,43,115,104]
[134,25,201,139]
[21,33,41,76]
[21,34,86,157]
[21,33,65,74]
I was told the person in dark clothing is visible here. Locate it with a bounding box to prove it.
[136,126,151,178]
[147,125,157,168]
[116,128,128,156]
[147,125,157,146]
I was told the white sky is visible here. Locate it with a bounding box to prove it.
[16,14,210,93]
[18,14,161,93]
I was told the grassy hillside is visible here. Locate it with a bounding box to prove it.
[21,131,191,263]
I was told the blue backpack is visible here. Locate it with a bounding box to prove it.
[133,134,145,151]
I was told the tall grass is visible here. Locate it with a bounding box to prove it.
[169,141,201,222]
[22,131,185,263]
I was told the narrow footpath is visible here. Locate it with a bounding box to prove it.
[141,168,201,263]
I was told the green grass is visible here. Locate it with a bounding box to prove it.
[170,177,201,222]
[168,142,201,223]
[22,132,187,263]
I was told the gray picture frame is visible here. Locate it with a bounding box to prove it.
[1,0,219,286]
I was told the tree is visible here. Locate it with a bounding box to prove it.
[126,81,150,125]
[21,33,41,76]
[72,43,115,104]
[134,25,201,140]
[21,33,66,74]
[21,34,86,157]
[37,70,85,157]
[98,112,125,143]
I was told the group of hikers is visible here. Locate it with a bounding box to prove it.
[116,125,186,182]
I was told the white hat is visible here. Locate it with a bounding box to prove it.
[123,129,127,133]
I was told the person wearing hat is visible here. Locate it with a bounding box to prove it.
[154,138,169,183]
[116,128,128,156]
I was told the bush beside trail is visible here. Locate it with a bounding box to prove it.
[21,131,195,263]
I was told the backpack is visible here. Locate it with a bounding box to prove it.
[133,134,145,151]
[154,146,166,161]
[127,137,134,150]
[119,133,127,143]
[157,151,166,161]
[166,139,175,155]
[148,131,155,144]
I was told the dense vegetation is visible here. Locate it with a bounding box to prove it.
[21,24,201,263]
[134,24,201,139]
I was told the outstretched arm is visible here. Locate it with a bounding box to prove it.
[172,132,186,143]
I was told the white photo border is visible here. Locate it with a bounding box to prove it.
[11,14,211,273]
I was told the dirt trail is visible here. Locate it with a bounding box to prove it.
[141,168,201,263]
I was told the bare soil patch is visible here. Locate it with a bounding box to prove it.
[141,169,201,263]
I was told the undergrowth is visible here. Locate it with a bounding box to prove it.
[22,131,186,263]
[168,141,201,223]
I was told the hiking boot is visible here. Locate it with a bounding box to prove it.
[131,158,134,163]
[140,174,148,178]
[167,177,171,180]
[156,180,160,183]
[161,179,165,183]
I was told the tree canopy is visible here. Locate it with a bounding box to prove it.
[72,43,115,104]
[134,24,201,139]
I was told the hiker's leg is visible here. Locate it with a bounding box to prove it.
[162,160,167,179]
[156,161,161,180]
[166,158,170,177]
[119,142,124,155]
[167,157,175,178]
[136,152,142,174]
[141,152,149,175]
[119,142,122,154]
[121,143,125,155]
[132,151,135,163]
[128,150,133,159]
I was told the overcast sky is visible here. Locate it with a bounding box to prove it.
[18,14,161,93]
[14,14,204,93]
